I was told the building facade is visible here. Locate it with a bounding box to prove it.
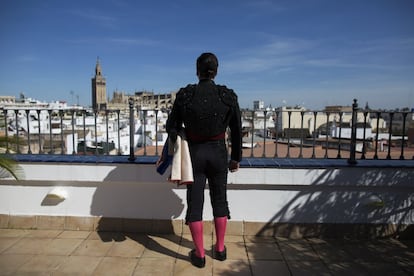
[109,90,176,111]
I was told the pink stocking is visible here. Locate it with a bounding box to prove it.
[214,216,227,252]
[189,221,204,257]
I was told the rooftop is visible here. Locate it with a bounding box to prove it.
[1,104,413,275]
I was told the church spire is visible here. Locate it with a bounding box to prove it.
[92,57,107,110]
[95,57,102,76]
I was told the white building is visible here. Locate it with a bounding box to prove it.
[253,100,264,110]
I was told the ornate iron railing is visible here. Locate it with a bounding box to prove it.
[1,99,413,162]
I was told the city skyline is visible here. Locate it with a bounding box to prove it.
[1,0,413,110]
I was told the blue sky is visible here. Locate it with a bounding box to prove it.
[1,0,413,109]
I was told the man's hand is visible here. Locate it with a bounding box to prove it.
[228,160,239,173]
[156,156,164,167]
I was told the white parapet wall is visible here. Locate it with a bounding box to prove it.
[1,161,413,229]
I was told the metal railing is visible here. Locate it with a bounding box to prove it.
[1,99,413,162]
[242,100,413,162]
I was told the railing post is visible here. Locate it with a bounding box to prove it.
[337,112,343,159]
[287,111,291,158]
[155,109,159,156]
[14,110,20,154]
[116,110,121,155]
[262,110,267,158]
[3,109,10,154]
[400,112,408,160]
[374,112,381,159]
[59,110,64,154]
[250,110,254,158]
[386,112,394,160]
[25,109,32,154]
[71,110,76,155]
[105,109,109,155]
[37,110,42,154]
[361,111,368,160]
[128,97,136,161]
[143,110,147,156]
[299,111,304,158]
[82,110,87,155]
[348,99,358,165]
[48,110,53,154]
[324,112,330,159]
[311,112,317,159]
[94,110,98,155]
[274,111,279,158]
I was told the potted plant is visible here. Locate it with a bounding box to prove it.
[0,136,22,180]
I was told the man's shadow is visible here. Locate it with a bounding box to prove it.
[89,163,192,261]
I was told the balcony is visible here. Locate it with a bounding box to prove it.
[1,99,413,237]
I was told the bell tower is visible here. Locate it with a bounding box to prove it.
[91,57,107,110]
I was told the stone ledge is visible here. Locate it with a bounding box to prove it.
[0,214,412,239]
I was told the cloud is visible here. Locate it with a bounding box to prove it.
[351,37,414,55]
[303,58,388,70]
[223,37,315,73]
[66,37,159,47]
[107,38,158,46]
[16,55,39,63]
[223,35,414,75]
[68,10,118,29]
[243,0,287,13]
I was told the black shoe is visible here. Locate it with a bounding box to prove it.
[190,249,206,268]
[214,246,227,261]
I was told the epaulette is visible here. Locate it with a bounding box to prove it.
[217,85,237,107]
[176,84,196,106]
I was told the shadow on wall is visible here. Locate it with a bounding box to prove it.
[90,164,185,220]
[256,167,414,239]
[89,163,192,261]
[244,167,414,275]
